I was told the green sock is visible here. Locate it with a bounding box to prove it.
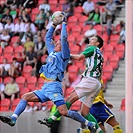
[47,102,72,123]
[84,113,103,133]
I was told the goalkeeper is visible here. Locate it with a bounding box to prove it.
[0,14,96,132]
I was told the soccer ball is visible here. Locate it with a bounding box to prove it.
[52,11,64,25]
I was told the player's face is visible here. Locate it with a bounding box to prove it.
[54,40,61,52]
[89,36,99,47]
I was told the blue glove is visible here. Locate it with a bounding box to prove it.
[61,12,67,23]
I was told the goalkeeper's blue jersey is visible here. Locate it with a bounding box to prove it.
[39,24,70,82]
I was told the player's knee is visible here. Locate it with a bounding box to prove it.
[58,109,68,116]
[21,93,28,101]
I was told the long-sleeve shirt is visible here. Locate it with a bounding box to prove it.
[39,23,70,82]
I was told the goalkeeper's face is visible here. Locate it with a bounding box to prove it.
[54,39,61,52]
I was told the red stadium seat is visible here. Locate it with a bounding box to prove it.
[68,65,79,83]
[68,35,76,44]
[15,76,26,89]
[14,46,25,62]
[11,98,20,111]
[26,76,37,90]
[65,87,74,99]
[0,46,2,55]
[19,88,30,97]
[78,16,88,26]
[108,54,119,70]
[120,98,125,111]
[71,26,82,36]
[75,35,84,44]
[3,46,14,57]
[102,65,113,81]
[31,8,39,15]
[68,16,78,28]
[41,54,47,63]
[70,44,80,54]
[38,77,45,88]
[10,36,19,45]
[114,44,125,59]
[94,25,103,35]
[22,65,33,79]
[4,55,14,63]
[58,0,65,4]
[71,100,81,111]
[46,101,54,110]
[103,45,114,57]
[4,76,12,85]
[0,98,10,111]
[74,6,83,14]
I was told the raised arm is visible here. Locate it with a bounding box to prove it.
[60,22,70,59]
[45,25,55,54]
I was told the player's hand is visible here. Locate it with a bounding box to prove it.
[61,12,67,23]
[106,103,113,109]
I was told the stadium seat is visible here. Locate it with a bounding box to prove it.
[71,26,82,36]
[71,100,81,111]
[78,16,88,26]
[110,34,120,43]
[68,35,76,44]
[46,101,54,110]
[3,46,14,57]
[74,6,83,14]
[81,25,90,33]
[22,65,33,79]
[114,44,125,59]
[10,36,19,45]
[94,25,103,35]
[26,76,37,90]
[0,46,2,55]
[37,77,45,88]
[70,44,80,54]
[0,77,2,83]
[19,88,30,97]
[28,102,35,108]
[31,14,37,22]
[41,54,47,64]
[68,16,78,28]
[4,76,12,85]
[14,45,25,62]
[11,98,20,111]
[68,65,79,83]
[102,65,113,81]
[103,45,114,57]
[74,59,85,69]
[75,35,84,44]
[65,87,74,99]
[120,98,125,111]
[101,75,107,91]
[0,98,11,111]
[108,54,119,70]
[31,8,39,15]
[0,55,4,64]
[48,0,57,4]
[15,76,26,89]
[54,35,60,42]
[4,55,14,63]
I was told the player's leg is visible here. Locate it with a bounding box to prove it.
[41,91,96,132]
[81,103,103,133]
[0,90,45,126]
[106,117,123,133]
[99,123,106,133]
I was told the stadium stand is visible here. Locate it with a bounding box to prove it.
[0,0,125,112]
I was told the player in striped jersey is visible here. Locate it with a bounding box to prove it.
[40,35,104,133]
[89,80,123,133]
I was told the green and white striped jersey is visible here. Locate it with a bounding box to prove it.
[82,45,104,79]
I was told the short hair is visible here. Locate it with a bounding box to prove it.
[95,35,104,49]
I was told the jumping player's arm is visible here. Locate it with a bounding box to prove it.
[70,46,95,61]
[45,24,56,54]
[60,22,70,59]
